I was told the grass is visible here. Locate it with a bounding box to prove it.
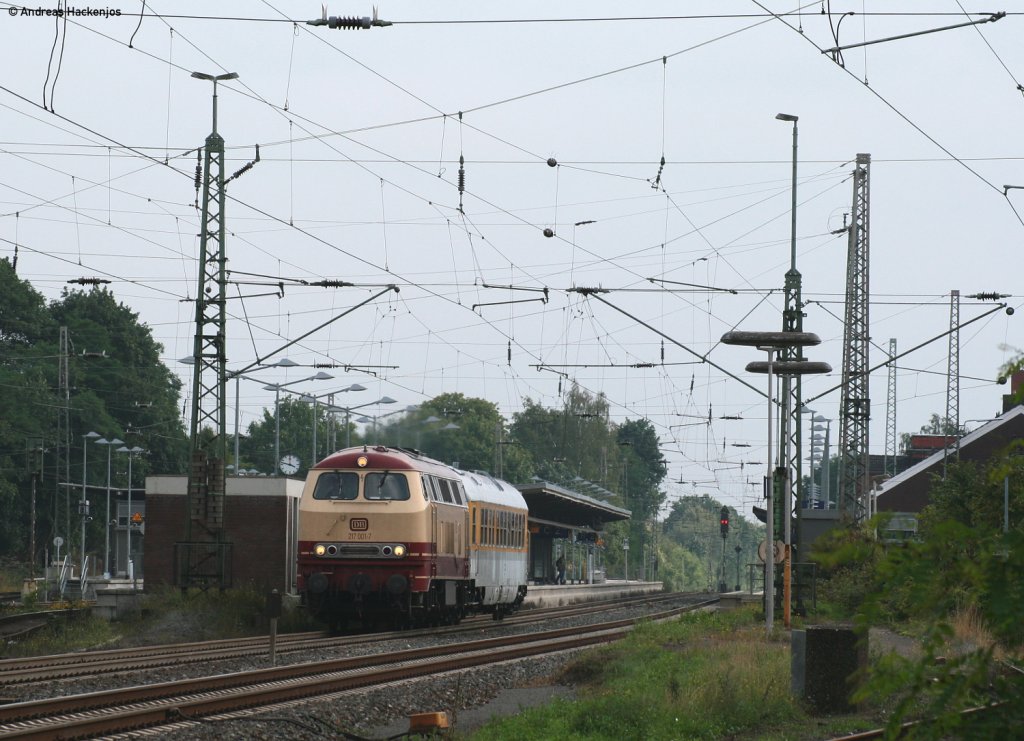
[466,608,883,741]
[1,584,325,658]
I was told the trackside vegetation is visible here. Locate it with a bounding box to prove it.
[466,608,878,741]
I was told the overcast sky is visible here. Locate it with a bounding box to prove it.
[2,2,1021,520]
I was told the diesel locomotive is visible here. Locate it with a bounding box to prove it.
[297,445,529,628]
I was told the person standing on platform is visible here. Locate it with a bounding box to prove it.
[556,554,565,585]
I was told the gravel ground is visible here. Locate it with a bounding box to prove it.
[142,651,580,741]
[13,595,705,739]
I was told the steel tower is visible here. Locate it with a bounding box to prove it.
[837,154,871,522]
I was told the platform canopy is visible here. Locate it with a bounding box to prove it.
[516,480,630,532]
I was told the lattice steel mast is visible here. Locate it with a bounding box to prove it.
[182,72,237,589]
[885,338,897,478]
[837,154,871,522]
[944,289,960,474]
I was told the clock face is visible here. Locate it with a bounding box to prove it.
[280,454,300,475]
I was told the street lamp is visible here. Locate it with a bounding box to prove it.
[355,404,419,442]
[263,371,333,474]
[720,329,829,634]
[116,445,145,582]
[327,397,397,447]
[299,384,366,463]
[95,436,123,579]
[227,358,300,472]
[190,70,238,134]
[80,431,100,576]
[775,113,799,274]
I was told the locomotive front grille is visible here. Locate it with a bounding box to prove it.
[314,542,408,559]
[337,544,382,557]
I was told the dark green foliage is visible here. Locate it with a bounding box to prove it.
[0,265,188,565]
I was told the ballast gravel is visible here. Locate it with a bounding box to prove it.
[12,594,709,739]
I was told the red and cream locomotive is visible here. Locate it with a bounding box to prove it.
[297,445,529,628]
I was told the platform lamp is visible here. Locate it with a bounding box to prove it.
[263,371,334,474]
[80,431,101,578]
[116,445,145,584]
[95,436,123,579]
[720,330,830,634]
[300,384,366,465]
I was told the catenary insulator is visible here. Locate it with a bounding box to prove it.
[328,16,372,29]
[458,155,465,193]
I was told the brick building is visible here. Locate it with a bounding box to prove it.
[143,475,303,593]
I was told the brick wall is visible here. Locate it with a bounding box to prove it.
[144,476,301,593]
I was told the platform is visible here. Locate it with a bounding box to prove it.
[522,580,662,609]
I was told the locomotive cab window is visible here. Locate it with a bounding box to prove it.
[436,478,454,504]
[312,472,359,500]
[364,471,410,501]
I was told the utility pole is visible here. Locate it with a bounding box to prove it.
[180,71,257,590]
[944,289,960,476]
[837,154,872,522]
[885,339,897,478]
[58,326,70,546]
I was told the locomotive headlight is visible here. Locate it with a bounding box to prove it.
[393,544,406,557]
[314,544,327,556]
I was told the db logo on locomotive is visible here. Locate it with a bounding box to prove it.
[349,518,369,531]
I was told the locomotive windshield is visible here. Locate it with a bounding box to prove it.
[364,471,410,501]
[312,471,359,500]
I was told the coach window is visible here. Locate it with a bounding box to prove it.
[312,472,359,500]
[437,478,454,504]
[364,471,411,501]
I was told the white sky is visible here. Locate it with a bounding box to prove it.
[2,2,1021,521]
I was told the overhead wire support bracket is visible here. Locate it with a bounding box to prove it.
[235,284,399,376]
[572,288,768,399]
[480,283,549,297]
[224,144,260,185]
[307,5,392,29]
[804,301,1012,405]
[823,12,1004,56]
[472,297,548,312]
[648,277,738,294]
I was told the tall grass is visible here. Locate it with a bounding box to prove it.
[468,609,879,740]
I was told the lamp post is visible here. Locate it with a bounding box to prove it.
[95,436,123,579]
[80,431,100,576]
[190,71,238,133]
[116,445,145,582]
[813,415,832,508]
[231,357,298,472]
[327,397,398,447]
[299,384,366,463]
[355,404,419,443]
[721,330,829,633]
[263,372,334,474]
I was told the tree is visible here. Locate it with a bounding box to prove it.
[0,269,189,566]
[0,260,58,561]
[50,287,188,478]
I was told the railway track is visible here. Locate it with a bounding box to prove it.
[0,590,688,685]
[0,595,717,739]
